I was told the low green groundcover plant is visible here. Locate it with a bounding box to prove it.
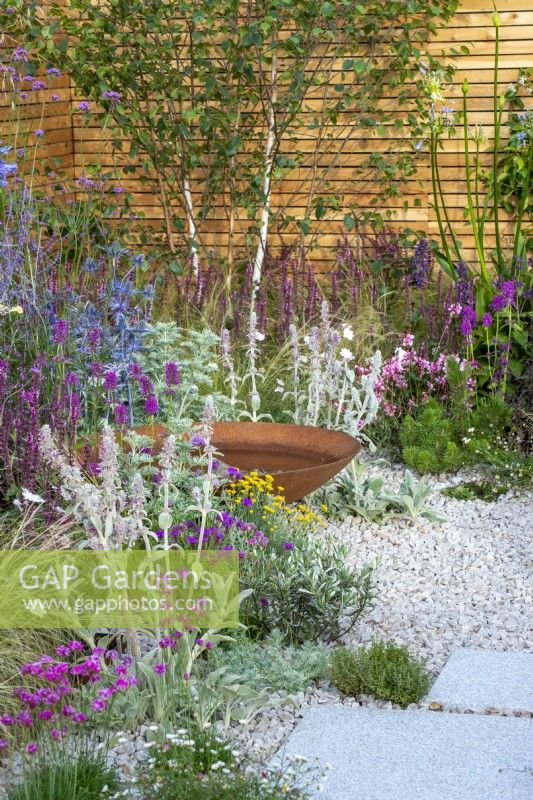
[399,393,532,497]
[142,726,320,799]
[330,640,431,708]
[215,630,329,694]
[7,755,121,800]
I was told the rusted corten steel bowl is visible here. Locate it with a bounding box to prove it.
[80,422,360,503]
[211,421,360,502]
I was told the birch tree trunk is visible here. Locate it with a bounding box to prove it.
[183,174,201,277]
[252,49,277,294]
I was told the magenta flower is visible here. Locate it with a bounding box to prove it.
[0,740,8,751]
[165,361,180,387]
[90,699,106,712]
[129,362,143,380]
[460,306,477,337]
[88,327,102,349]
[65,372,80,386]
[17,711,33,727]
[90,362,105,377]
[145,395,158,416]
[283,541,295,551]
[481,312,493,327]
[103,370,118,391]
[490,294,507,312]
[26,742,38,755]
[241,497,253,508]
[153,663,167,675]
[139,374,154,397]
[114,403,129,426]
[52,319,69,345]
[260,597,270,607]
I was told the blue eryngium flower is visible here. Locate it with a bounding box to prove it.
[83,257,99,272]
[0,159,17,185]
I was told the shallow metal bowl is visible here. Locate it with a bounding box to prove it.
[211,421,359,502]
[81,421,360,503]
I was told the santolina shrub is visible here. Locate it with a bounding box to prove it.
[330,640,431,708]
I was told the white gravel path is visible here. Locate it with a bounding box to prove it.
[331,466,533,674]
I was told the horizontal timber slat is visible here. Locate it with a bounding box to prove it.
[1,0,531,269]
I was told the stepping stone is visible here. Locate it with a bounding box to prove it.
[276,705,532,800]
[426,648,533,714]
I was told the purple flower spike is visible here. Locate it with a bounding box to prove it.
[145,395,158,416]
[114,403,129,426]
[460,306,477,337]
[490,294,507,312]
[164,361,180,387]
[103,370,118,391]
[410,238,431,288]
[52,319,69,345]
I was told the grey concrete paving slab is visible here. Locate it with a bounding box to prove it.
[275,705,533,800]
[426,648,533,713]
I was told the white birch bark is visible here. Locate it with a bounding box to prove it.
[252,50,277,293]
[183,174,200,277]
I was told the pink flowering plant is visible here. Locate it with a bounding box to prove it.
[0,640,136,773]
[370,333,474,419]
